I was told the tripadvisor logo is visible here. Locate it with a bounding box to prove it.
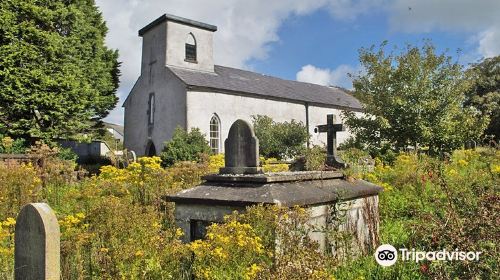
[375,244,398,267]
[374,244,482,267]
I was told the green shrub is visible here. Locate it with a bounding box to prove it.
[340,137,397,165]
[252,115,308,160]
[57,147,78,162]
[353,149,500,279]
[160,127,211,167]
[304,145,327,171]
[0,136,27,154]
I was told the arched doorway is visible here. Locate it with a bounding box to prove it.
[146,141,156,156]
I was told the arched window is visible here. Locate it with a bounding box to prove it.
[209,114,220,154]
[185,33,197,62]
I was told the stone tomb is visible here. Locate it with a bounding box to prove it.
[165,119,382,254]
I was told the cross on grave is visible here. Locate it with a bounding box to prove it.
[219,119,262,175]
[316,114,347,169]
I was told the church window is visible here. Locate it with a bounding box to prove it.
[185,33,197,62]
[210,114,220,154]
[148,93,155,125]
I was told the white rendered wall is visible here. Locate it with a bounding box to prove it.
[166,21,215,72]
[124,67,187,156]
[186,91,359,153]
[140,23,166,75]
[308,105,358,147]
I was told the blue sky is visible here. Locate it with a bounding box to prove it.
[96,0,500,125]
[249,9,478,82]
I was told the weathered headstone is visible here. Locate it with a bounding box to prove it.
[316,114,347,168]
[220,119,262,174]
[15,203,60,280]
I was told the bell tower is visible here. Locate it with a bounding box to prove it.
[138,14,217,74]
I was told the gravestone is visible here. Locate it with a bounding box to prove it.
[219,119,262,174]
[15,203,60,280]
[316,114,347,169]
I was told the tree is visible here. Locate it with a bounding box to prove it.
[466,56,500,141]
[0,0,120,141]
[252,115,308,160]
[160,127,211,167]
[343,42,487,155]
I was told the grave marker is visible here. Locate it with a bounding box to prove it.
[316,114,347,168]
[219,119,262,174]
[15,203,60,280]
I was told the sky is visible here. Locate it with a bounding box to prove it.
[95,0,500,125]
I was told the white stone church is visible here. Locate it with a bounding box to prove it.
[123,14,363,156]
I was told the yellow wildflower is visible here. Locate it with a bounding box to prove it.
[175,228,184,238]
[492,164,500,174]
[135,250,144,257]
[213,247,228,259]
[3,218,16,227]
[245,264,262,280]
[100,247,109,253]
[380,182,393,191]
[75,213,85,219]
[152,222,160,229]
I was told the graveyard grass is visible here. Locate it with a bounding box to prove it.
[0,148,499,279]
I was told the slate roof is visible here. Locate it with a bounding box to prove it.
[165,177,382,207]
[103,122,124,136]
[168,65,363,111]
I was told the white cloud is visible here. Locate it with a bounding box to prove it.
[388,0,500,32]
[387,0,500,58]
[96,0,389,125]
[296,64,359,89]
[296,65,333,86]
[327,0,385,20]
[96,0,500,125]
[97,0,338,124]
[477,27,500,58]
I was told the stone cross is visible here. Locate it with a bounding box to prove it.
[220,119,262,174]
[316,114,347,168]
[15,203,60,280]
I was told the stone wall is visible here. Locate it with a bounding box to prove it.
[174,204,244,243]
[174,194,380,256]
[307,195,379,256]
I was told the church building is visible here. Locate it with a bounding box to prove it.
[123,14,363,156]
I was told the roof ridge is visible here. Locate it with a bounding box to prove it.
[214,65,351,93]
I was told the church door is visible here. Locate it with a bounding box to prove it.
[146,141,156,156]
